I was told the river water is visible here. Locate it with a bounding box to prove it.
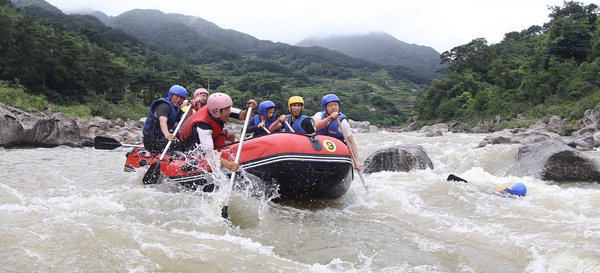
[1,132,600,272]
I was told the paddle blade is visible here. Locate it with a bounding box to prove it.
[142,161,161,184]
[221,205,229,219]
[93,136,122,150]
[447,174,468,183]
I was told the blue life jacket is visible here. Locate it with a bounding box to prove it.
[251,114,280,137]
[286,114,310,134]
[316,111,347,140]
[143,98,180,136]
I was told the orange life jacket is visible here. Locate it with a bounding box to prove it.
[179,106,226,148]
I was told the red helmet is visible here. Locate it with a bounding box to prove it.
[207,92,233,118]
[194,88,208,97]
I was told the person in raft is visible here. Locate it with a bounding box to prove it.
[446,174,527,196]
[189,88,209,111]
[246,100,280,138]
[142,85,188,153]
[178,93,257,171]
[269,96,316,135]
[314,94,362,171]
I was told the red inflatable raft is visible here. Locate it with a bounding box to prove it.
[124,133,354,199]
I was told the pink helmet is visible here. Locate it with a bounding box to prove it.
[194,88,208,98]
[207,92,233,118]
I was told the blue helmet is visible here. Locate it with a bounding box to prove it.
[258,101,276,117]
[167,85,187,100]
[321,94,340,111]
[506,182,527,196]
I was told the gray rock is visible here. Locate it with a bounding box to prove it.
[425,130,443,137]
[0,104,82,148]
[468,123,490,134]
[572,126,596,137]
[548,115,565,129]
[0,108,24,147]
[348,119,377,133]
[582,109,600,129]
[114,118,125,127]
[567,136,595,150]
[48,112,83,147]
[125,119,138,130]
[479,129,563,148]
[517,141,600,182]
[89,116,109,131]
[529,121,549,131]
[138,117,146,128]
[362,144,433,174]
[594,132,600,147]
[418,123,448,133]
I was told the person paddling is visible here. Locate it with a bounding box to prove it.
[270,96,316,134]
[314,94,361,171]
[247,100,280,138]
[447,174,527,196]
[142,85,188,153]
[178,93,257,171]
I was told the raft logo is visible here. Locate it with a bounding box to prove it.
[323,140,337,152]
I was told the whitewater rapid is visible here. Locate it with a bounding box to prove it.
[1,132,599,272]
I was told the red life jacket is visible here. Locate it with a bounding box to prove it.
[179,106,226,148]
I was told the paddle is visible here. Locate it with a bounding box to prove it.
[284,120,295,133]
[447,174,468,183]
[262,126,271,134]
[336,118,368,191]
[93,136,143,150]
[222,106,253,219]
[142,106,192,185]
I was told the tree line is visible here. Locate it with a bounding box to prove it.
[414,1,599,128]
[0,0,423,125]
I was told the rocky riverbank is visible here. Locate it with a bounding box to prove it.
[0,103,380,148]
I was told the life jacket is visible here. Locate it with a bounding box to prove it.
[286,114,310,134]
[143,98,179,136]
[251,114,280,137]
[178,106,226,148]
[316,111,347,140]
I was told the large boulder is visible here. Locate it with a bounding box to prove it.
[362,144,433,174]
[0,103,83,148]
[517,141,600,182]
[0,108,24,147]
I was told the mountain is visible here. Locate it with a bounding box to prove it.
[77,10,111,25]
[12,0,142,49]
[102,9,385,71]
[4,1,428,125]
[297,32,442,79]
[11,0,62,14]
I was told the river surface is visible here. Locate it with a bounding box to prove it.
[1,132,600,272]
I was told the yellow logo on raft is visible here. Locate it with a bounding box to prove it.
[323,140,336,152]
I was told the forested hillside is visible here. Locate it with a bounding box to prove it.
[1,0,425,125]
[297,32,442,81]
[414,1,599,130]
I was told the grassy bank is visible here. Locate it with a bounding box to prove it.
[0,82,147,120]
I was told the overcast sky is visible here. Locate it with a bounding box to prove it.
[45,0,594,53]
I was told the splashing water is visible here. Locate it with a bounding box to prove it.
[1,132,599,272]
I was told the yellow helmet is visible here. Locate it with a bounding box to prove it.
[288,96,304,112]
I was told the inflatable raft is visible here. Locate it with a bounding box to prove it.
[124,133,354,199]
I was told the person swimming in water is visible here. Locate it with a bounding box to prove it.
[446,174,527,196]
